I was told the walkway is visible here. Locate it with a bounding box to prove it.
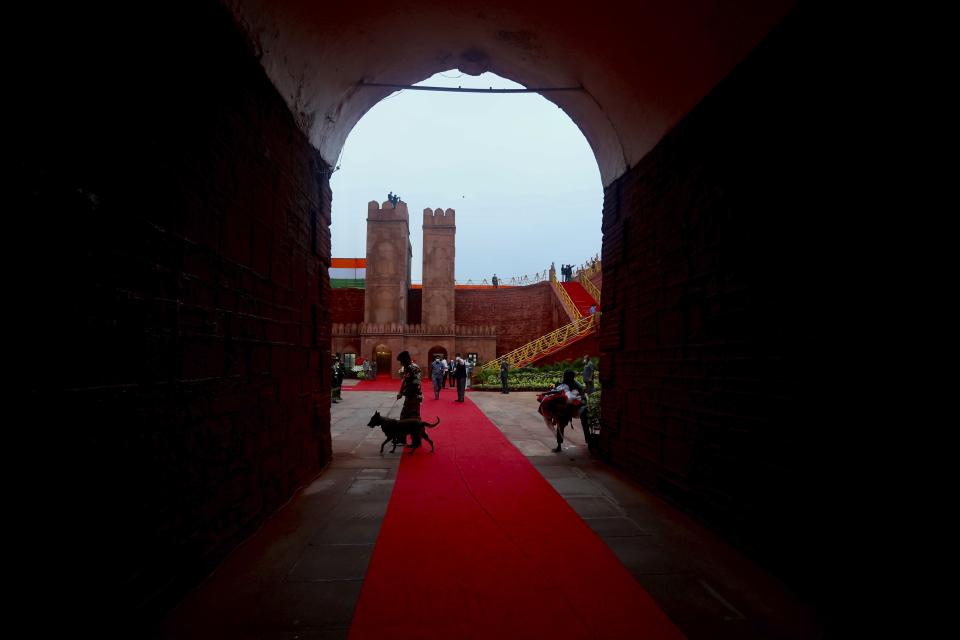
[157,384,821,639]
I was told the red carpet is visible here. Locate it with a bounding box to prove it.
[343,376,402,391]
[347,397,683,639]
[561,281,599,316]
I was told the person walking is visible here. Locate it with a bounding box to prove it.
[430,355,445,399]
[362,359,371,380]
[397,351,423,448]
[500,359,509,394]
[551,369,586,452]
[582,354,596,400]
[454,352,467,402]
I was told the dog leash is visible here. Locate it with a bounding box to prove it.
[384,397,401,419]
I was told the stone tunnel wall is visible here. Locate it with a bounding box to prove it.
[597,3,839,608]
[18,0,331,626]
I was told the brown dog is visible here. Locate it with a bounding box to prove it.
[367,411,440,454]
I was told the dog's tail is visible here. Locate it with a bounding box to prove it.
[426,417,440,428]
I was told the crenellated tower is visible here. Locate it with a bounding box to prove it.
[421,207,456,328]
[364,200,412,325]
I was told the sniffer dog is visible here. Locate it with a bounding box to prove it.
[367,411,440,454]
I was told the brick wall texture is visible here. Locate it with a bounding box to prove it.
[596,5,834,601]
[332,288,366,324]
[455,283,567,355]
[338,284,568,359]
[18,1,331,626]
[407,287,423,324]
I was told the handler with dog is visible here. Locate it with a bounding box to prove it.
[397,351,424,447]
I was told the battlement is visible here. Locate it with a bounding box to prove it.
[423,207,456,227]
[368,199,409,220]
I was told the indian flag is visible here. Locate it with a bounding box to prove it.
[330,258,366,288]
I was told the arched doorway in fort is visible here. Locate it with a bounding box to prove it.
[374,344,392,379]
[427,345,448,361]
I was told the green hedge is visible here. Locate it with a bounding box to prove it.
[473,383,555,392]
[478,358,601,392]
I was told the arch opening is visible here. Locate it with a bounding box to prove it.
[330,70,603,282]
[228,0,795,187]
[373,344,392,379]
[427,345,448,361]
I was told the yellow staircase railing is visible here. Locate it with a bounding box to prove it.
[580,272,601,305]
[580,256,601,280]
[474,312,599,376]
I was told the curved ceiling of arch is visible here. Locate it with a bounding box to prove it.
[227,0,795,186]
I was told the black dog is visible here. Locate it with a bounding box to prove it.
[367,411,440,454]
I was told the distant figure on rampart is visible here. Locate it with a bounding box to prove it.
[492,274,499,288]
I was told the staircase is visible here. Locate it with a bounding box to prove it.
[561,281,598,316]
[474,313,599,375]
[474,265,602,375]
[552,278,599,322]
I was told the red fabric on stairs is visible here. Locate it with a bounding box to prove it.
[561,281,598,316]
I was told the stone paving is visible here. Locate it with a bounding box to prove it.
[470,392,822,640]
[156,388,822,639]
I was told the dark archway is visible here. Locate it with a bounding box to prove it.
[374,345,392,380]
[427,345,448,361]
[21,0,849,631]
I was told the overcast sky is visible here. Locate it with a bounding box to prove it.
[330,71,603,283]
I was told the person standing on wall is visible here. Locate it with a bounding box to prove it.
[492,274,499,288]
[397,351,423,447]
[454,352,467,402]
[500,359,510,394]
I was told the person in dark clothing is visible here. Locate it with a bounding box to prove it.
[454,353,467,402]
[552,369,586,452]
[332,354,343,403]
[582,355,595,399]
[500,359,509,394]
[492,274,499,288]
[397,351,423,447]
[430,355,445,400]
